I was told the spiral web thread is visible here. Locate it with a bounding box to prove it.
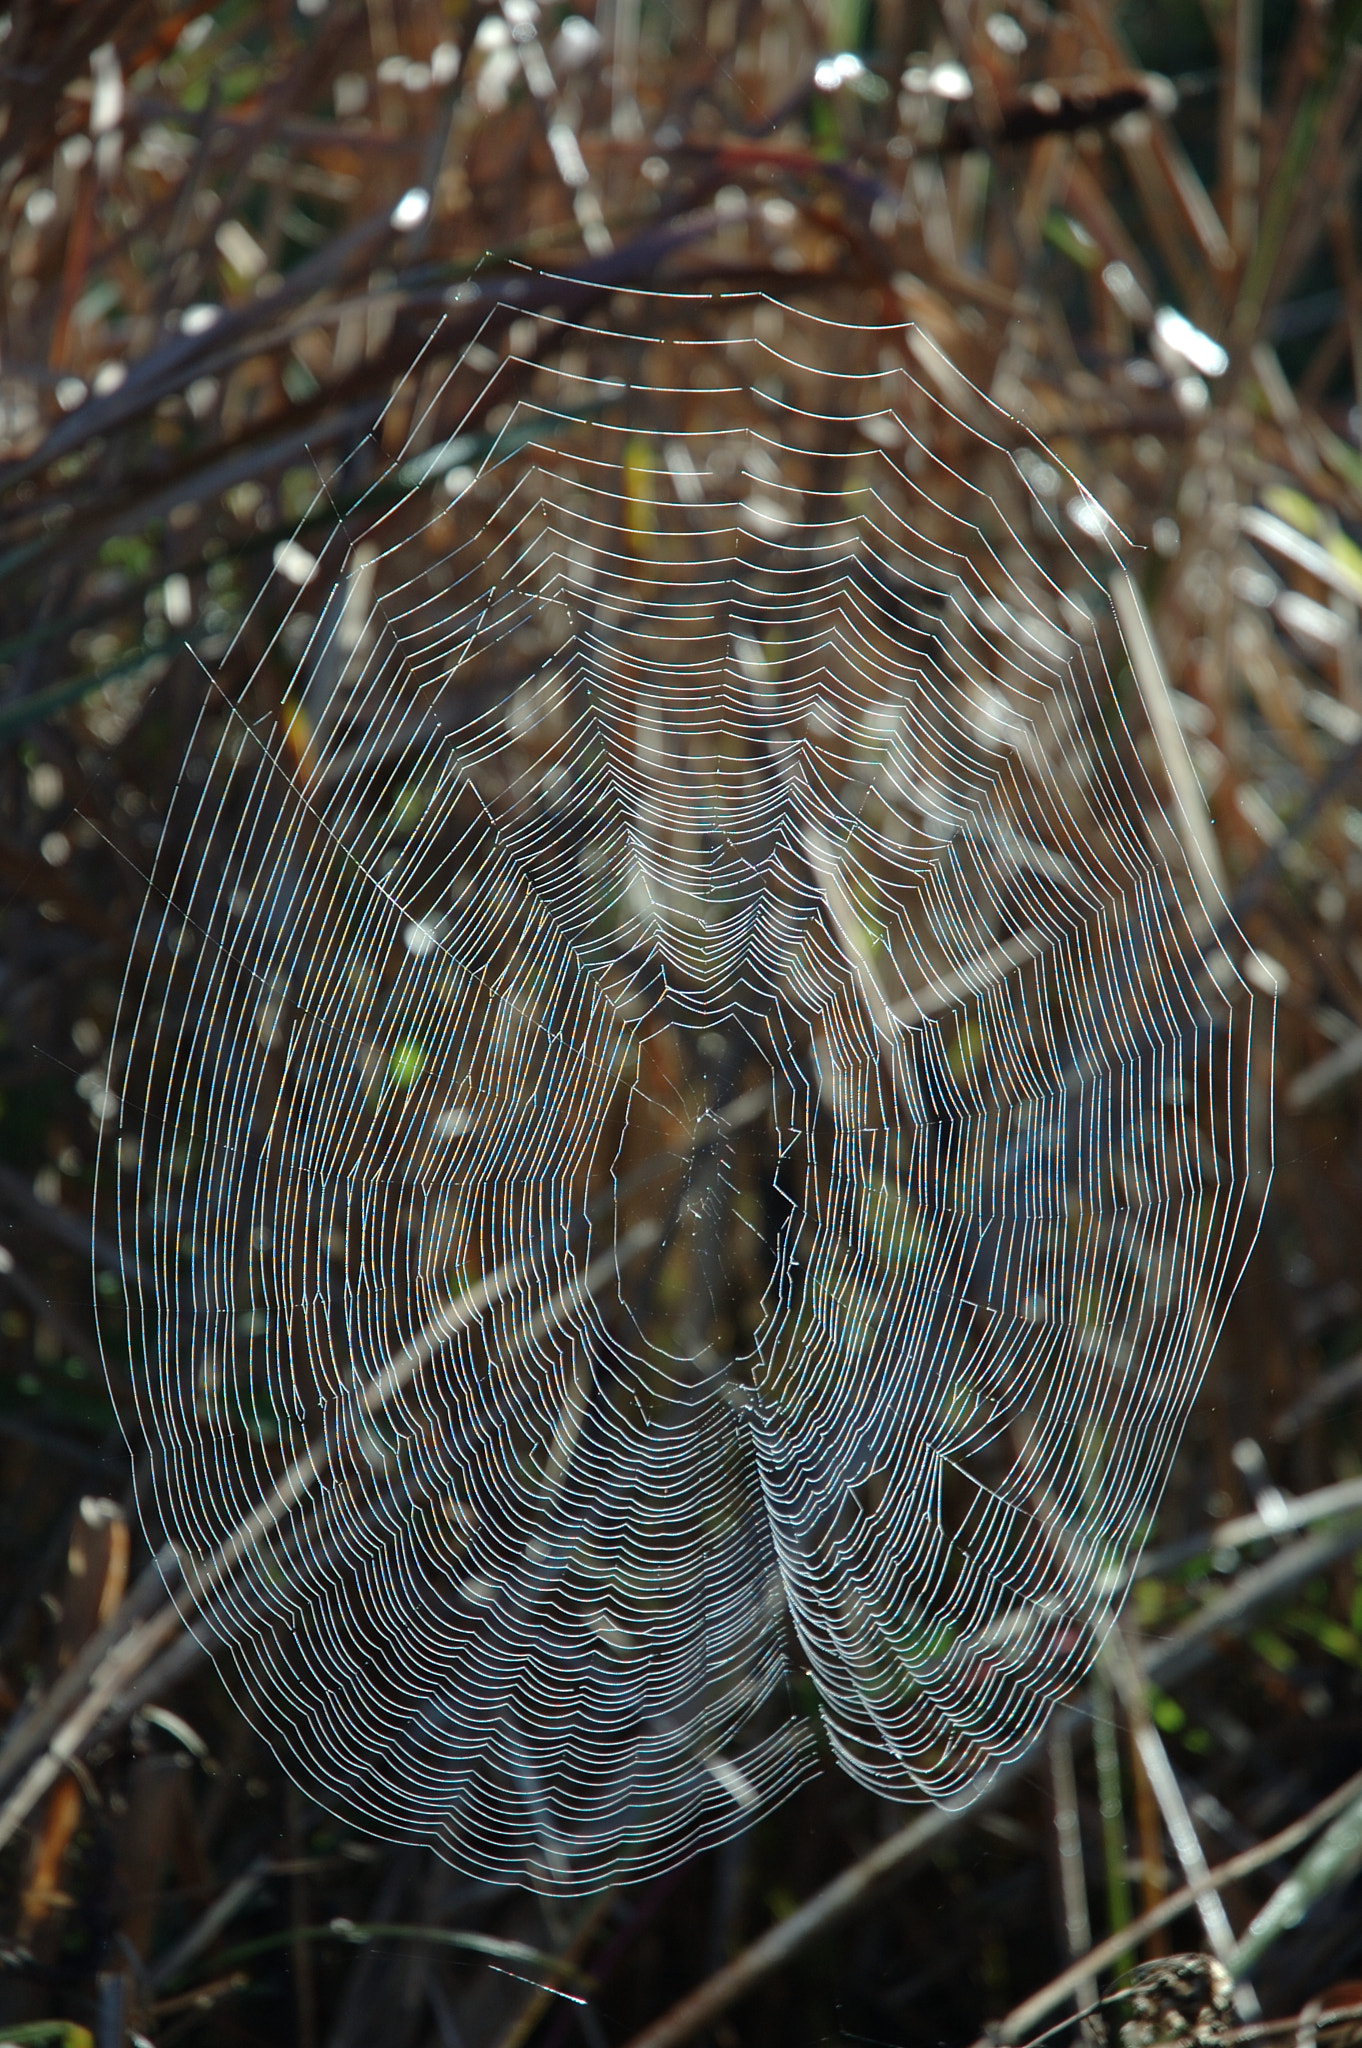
[110,293,1269,1893]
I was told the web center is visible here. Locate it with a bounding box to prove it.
[604,1021,783,1374]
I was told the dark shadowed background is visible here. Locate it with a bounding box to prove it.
[4,1,1362,2045]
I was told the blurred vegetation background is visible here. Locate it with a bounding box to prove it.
[5,0,1362,2044]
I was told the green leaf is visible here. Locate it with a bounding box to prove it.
[1262,486,1321,538]
[1150,1688,1186,1734]
[1250,1627,1297,1673]
[1043,210,1101,271]
[389,1041,427,1088]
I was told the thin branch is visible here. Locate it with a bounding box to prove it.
[1141,1473,1362,1572]
[147,1853,273,1991]
[1273,1351,1362,1441]
[1110,568,1228,907]
[0,1157,136,1283]
[978,1765,1362,2047]
[0,1225,659,1854]
[1049,1720,1099,2036]
[1150,1515,1362,1689]
[618,1516,1362,2048]
[1104,1628,1253,2014]
[618,1796,1001,2048]
[1230,1784,1362,1979]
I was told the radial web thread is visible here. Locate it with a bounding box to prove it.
[108,295,1271,1893]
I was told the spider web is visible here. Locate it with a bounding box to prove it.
[106,290,1270,1893]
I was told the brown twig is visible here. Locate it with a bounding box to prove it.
[618,1514,1362,2048]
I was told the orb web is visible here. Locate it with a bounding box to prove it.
[108,293,1270,1892]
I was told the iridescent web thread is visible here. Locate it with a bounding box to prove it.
[107,296,1269,1893]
